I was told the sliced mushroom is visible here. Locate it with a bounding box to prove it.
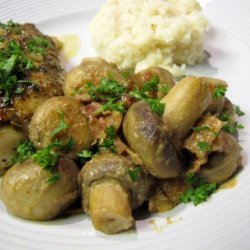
[123,101,181,178]
[80,153,153,234]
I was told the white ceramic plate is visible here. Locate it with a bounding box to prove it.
[0,0,250,249]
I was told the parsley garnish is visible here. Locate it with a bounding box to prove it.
[141,75,159,92]
[197,141,211,153]
[181,182,217,206]
[60,137,76,153]
[159,85,171,95]
[96,99,125,114]
[47,173,61,185]
[181,174,217,205]
[121,68,134,80]
[27,36,51,55]
[130,86,165,116]
[12,140,35,164]
[0,37,35,106]
[86,78,126,101]
[192,125,219,136]
[51,112,68,138]
[212,86,227,98]
[32,140,61,170]
[99,126,117,152]
[128,166,141,182]
[222,122,244,133]
[78,150,94,164]
[235,105,245,116]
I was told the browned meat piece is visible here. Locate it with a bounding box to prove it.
[0,23,64,129]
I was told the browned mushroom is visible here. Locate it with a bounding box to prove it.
[123,101,181,178]
[80,153,154,234]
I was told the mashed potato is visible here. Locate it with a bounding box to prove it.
[90,0,209,77]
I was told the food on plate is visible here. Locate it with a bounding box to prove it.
[0,126,25,174]
[1,157,79,220]
[0,42,244,234]
[0,21,64,129]
[123,101,181,178]
[90,0,209,77]
[0,20,64,174]
[29,96,93,158]
[80,153,153,234]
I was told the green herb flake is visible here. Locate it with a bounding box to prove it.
[192,125,219,136]
[78,150,93,164]
[121,68,134,80]
[159,85,171,95]
[235,105,245,116]
[47,173,60,185]
[99,126,117,152]
[141,75,159,92]
[130,86,165,116]
[86,78,126,101]
[181,182,217,206]
[222,122,244,134]
[197,141,211,153]
[128,166,141,182]
[27,36,51,55]
[51,112,68,138]
[60,137,75,153]
[32,140,61,170]
[97,99,126,114]
[212,86,227,98]
[12,140,35,164]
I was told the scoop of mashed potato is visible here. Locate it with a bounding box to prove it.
[90,0,209,77]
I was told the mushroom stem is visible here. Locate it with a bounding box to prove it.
[89,178,134,234]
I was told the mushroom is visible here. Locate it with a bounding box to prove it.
[128,66,175,98]
[197,132,242,184]
[0,126,25,174]
[123,101,181,178]
[64,57,125,101]
[1,157,79,220]
[161,76,212,141]
[29,96,93,158]
[80,153,154,234]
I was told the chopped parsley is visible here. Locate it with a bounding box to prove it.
[27,36,51,55]
[99,125,117,152]
[235,105,245,116]
[121,68,134,80]
[86,78,126,101]
[96,99,125,114]
[197,141,211,153]
[32,140,61,170]
[47,173,61,185]
[181,182,217,206]
[140,75,159,92]
[51,111,68,138]
[159,85,171,95]
[0,36,35,106]
[181,174,217,206]
[78,150,94,164]
[212,86,227,98]
[192,125,219,136]
[60,137,76,153]
[130,85,165,116]
[222,122,244,134]
[128,166,141,182]
[12,140,35,164]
